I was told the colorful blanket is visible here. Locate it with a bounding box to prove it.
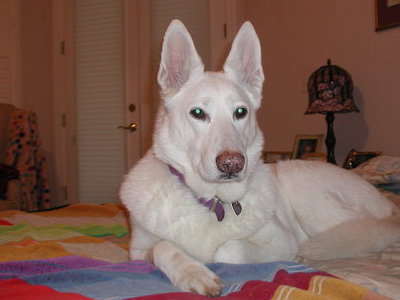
[0,203,393,299]
[0,256,388,300]
[0,203,130,263]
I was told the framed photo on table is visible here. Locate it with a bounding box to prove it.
[292,134,323,159]
[263,151,292,164]
[302,152,327,162]
[375,0,400,31]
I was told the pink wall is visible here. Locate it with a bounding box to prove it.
[243,0,400,164]
[20,0,55,193]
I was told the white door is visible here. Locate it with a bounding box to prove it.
[59,0,234,205]
[74,0,143,204]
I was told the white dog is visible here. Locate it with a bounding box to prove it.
[120,20,400,296]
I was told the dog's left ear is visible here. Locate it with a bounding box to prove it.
[223,22,264,108]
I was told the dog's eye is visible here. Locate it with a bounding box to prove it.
[234,107,248,119]
[190,108,207,120]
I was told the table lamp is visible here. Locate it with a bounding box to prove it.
[305,59,359,164]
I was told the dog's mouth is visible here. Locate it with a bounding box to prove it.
[218,172,240,181]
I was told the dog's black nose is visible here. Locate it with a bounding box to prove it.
[216,151,245,174]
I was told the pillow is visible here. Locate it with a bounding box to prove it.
[351,155,400,185]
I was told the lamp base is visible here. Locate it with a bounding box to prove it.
[325,112,336,164]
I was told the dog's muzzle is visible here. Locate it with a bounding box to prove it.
[216,151,245,180]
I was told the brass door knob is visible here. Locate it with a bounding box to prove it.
[118,122,138,132]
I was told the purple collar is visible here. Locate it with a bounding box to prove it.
[168,165,242,221]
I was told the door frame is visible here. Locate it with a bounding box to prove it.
[52,0,149,206]
[124,0,151,168]
[52,0,78,207]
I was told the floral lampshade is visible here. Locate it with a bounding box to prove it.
[305,59,359,114]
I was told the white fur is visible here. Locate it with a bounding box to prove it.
[119,20,400,296]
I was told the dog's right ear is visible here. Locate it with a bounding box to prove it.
[157,20,204,97]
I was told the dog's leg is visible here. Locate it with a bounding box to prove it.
[148,240,224,296]
[297,215,400,261]
[215,220,300,263]
[214,239,267,263]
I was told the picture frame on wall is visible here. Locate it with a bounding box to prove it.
[292,134,323,159]
[263,151,292,164]
[375,0,400,31]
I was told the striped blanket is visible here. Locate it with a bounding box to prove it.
[0,203,391,299]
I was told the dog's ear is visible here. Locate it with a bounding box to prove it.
[223,22,264,108]
[157,20,204,97]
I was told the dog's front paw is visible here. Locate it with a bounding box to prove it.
[174,263,224,296]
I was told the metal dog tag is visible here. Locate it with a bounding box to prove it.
[231,201,242,215]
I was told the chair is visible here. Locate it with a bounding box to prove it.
[0,103,21,210]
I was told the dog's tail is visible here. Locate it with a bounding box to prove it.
[297,214,400,261]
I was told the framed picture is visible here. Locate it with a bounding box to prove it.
[342,149,383,169]
[263,151,292,164]
[302,152,327,162]
[375,0,400,31]
[292,134,323,159]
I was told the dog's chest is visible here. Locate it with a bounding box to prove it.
[157,188,272,262]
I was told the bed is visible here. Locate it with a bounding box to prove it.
[1,156,400,299]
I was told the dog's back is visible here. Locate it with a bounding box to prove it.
[274,160,400,260]
[275,160,396,235]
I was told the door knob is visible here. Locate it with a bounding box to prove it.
[118,122,138,132]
